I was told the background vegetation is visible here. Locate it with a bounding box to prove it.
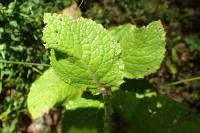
[0,0,200,132]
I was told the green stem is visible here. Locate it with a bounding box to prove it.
[0,60,50,67]
[101,87,113,133]
[163,76,200,87]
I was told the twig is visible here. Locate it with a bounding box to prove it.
[162,76,200,87]
[78,0,84,8]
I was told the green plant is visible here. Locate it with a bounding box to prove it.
[27,13,166,133]
[1,1,199,132]
[27,12,200,133]
[0,1,72,132]
[81,0,200,107]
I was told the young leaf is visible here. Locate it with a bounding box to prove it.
[110,21,166,79]
[27,68,82,119]
[43,13,124,90]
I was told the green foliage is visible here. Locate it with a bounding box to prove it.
[0,0,72,132]
[2,0,200,132]
[112,92,200,133]
[28,13,167,132]
[43,13,124,91]
[61,91,200,133]
[110,21,166,78]
[27,68,103,118]
[27,68,82,119]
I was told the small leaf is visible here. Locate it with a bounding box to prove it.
[43,13,124,91]
[64,98,103,110]
[110,21,166,79]
[27,68,82,119]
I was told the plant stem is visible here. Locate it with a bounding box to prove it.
[163,76,200,87]
[0,60,50,67]
[101,87,113,133]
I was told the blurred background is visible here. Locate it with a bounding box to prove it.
[0,0,200,132]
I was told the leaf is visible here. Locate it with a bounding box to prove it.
[110,21,166,79]
[43,13,124,91]
[112,92,200,133]
[64,98,103,110]
[62,108,103,133]
[27,68,82,119]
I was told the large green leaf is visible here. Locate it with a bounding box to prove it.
[110,21,166,79]
[112,92,200,133]
[43,13,124,91]
[27,68,82,119]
